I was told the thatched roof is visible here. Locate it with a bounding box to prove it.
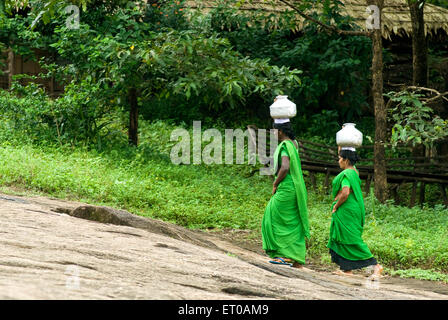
[185,0,448,39]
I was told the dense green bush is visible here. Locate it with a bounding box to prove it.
[0,80,120,147]
[0,82,57,144]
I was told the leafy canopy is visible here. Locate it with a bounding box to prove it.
[386,91,448,148]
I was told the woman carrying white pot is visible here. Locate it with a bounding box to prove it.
[328,124,383,280]
[262,96,310,269]
[261,120,310,268]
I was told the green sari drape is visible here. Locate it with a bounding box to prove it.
[327,168,373,261]
[261,140,310,264]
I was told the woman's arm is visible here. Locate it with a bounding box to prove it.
[332,186,350,213]
[272,156,290,194]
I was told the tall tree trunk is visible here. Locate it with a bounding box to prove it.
[128,87,139,146]
[270,0,389,202]
[7,48,14,89]
[408,0,428,87]
[408,0,428,191]
[370,0,388,202]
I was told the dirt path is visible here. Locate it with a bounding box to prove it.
[0,193,447,300]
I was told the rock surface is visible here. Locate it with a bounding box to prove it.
[0,193,447,300]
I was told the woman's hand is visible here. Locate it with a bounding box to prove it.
[332,187,349,214]
[272,156,289,195]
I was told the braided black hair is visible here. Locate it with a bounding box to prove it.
[339,149,360,166]
[273,122,296,140]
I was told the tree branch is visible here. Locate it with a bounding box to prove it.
[276,0,372,37]
[407,86,448,103]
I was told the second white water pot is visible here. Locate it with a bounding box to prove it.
[336,123,363,147]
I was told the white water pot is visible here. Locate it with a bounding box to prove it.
[269,95,297,119]
[336,123,363,147]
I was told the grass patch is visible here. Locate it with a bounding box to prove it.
[389,269,448,283]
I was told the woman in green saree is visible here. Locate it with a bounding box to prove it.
[327,148,383,279]
[261,120,310,269]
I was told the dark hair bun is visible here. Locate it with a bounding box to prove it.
[273,122,296,140]
[339,149,360,165]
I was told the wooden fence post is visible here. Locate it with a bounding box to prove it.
[439,184,448,207]
[419,182,426,207]
[7,48,14,89]
[390,184,400,205]
[364,174,372,194]
[309,172,317,190]
[324,168,331,194]
[410,181,417,208]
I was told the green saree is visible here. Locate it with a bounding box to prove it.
[261,140,310,264]
[327,168,376,269]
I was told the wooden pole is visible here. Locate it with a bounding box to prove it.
[364,173,373,193]
[7,49,14,89]
[128,87,139,146]
[440,184,448,207]
[324,169,331,194]
[410,181,417,208]
[309,172,317,190]
[407,0,428,87]
[370,0,388,203]
[391,184,400,205]
[419,182,426,207]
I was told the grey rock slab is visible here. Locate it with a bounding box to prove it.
[0,193,447,300]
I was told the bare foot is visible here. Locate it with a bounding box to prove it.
[368,264,383,281]
[292,261,310,270]
[333,270,355,276]
[291,262,313,271]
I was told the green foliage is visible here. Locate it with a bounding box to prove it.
[54,79,121,147]
[300,109,340,142]
[386,90,448,148]
[0,81,57,144]
[0,0,5,15]
[390,269,448,283]
[207,0,372,125]
[0,13,45,55]
[280,31,371,122]
[5,0,91,25]
[2,3,302,144]
[363,198,448,272]
[142,0,189,30]
[1,0,379,134]
[40,4,300,125]
[0,79,119,147]
[427,0,448,9]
